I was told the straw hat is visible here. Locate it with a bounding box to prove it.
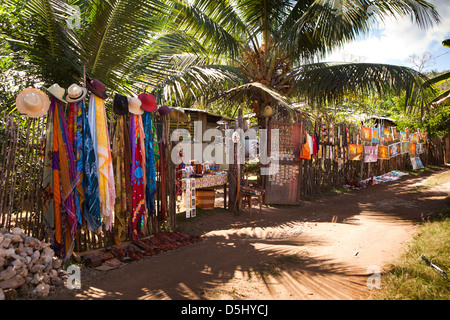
[46,84,66,104]
[138,93,157,112]
[128,97,144,115]
[65,83,87,103]
[86,78,108,99]
[113,94,129,115]
[16,88,51,118]
[259,105,276,118]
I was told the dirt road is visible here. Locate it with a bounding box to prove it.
[52,167,450,300]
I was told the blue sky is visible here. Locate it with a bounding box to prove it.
[324,0,450,72]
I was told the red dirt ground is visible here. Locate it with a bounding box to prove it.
[50,167,450,300]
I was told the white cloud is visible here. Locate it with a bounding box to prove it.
[323,0,450,70]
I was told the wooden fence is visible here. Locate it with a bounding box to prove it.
[0,111,446,252]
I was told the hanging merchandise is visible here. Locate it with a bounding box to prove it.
[378,145,389,159]
[159,141,167,221]
[143,111,158,217]
[112,94,132,244]
[77,99,102,233]
[364,146,378,163]
[389,142,401,157]
[360,126,372,142]
[372,128,380,143]
[185,178,196,218]
[348,144,363,161]
[87,80,116,232]
[321,123,329,144]
[49,95,80,260]
[16,88,51,118]
[130,110,146,241]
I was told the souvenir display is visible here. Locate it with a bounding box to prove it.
[364,146,378,163]
[268,164,299,186]
[360,126,372,142]
[372,128,380,143]
[378,145,389,159]
[348,144,363,161]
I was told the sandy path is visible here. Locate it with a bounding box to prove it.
[52,167,450,300]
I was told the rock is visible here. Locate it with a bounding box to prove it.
[3,288,17,300]
[0,266,16,281]
[52,257,62,270]
[30,263,46,274]
[9,234,22,243]
[30,250,40,264]
[0,274,25,289]
[0,288,4,300]
[11,228,23,236]
[1,247,15,258]
[23,236,38,248]
[31,283,50,299]
[1,237,11,248]
[0,256,5,268]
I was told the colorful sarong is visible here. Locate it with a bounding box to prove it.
[143,112,157,217]
[113,116,132,243]
[91,94,115,231]
[130,114,146,241]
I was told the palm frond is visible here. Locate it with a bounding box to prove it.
[294,62,435,108]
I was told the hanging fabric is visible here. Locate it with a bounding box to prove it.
[130,114,146,241]
[80,98,102,232]
[143,112,157,217]
[42,105,55,238]
[90,94,115,231]
[113,116,132,244]
[159,141,167,221]
[50,97,80,260]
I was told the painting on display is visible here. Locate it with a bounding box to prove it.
[364,146,378,163]
[389,142,401,157]
[378,145,389,159]
[360,126,372,142]
[348,144,364,161]
[372,128,380,143]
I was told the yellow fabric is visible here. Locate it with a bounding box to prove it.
[94,95,116,231]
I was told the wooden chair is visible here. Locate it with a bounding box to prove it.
[232,184,265,216]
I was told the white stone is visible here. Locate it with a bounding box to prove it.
[0,288,4,300]
[11,228,23,236]
[30,250,40,264]
[0,266,16,281]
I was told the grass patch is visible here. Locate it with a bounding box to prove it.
[371,197,450,300]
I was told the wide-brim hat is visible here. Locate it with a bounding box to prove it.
[138,93,157,112]
[113,93,129,115]
[259,105,276,118]
[16,88,51,118]
[86,78,108,100]
[65,83,87,103]
[169,107,188,122]
[46,83,66,104]
[128,97,144,115]
[156,105,173,118]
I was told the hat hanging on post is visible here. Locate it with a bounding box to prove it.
[85,78,108,99]
[138,93,157,112]
[156,105,173,118]
[65,83,87,103]
[113,93,129,115]
[16,88,51,118]
[46,84,67,104]
[170,107,189,122]
[259,105,276,118]
[128,97,144,115]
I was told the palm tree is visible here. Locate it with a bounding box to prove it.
[423,39,450,106]
[1,0,441,117]
[147,0,441,119]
